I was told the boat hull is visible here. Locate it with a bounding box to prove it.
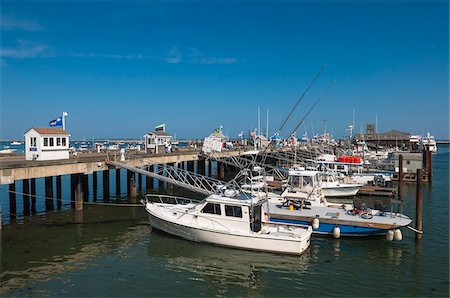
[322,185,360,197]
[147,209,311,255]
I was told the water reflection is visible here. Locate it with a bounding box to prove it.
[0,207,148,296]
[147,230,311,291]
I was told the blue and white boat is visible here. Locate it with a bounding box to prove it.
[265,169,411,239]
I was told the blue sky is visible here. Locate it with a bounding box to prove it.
[1,0,448,140]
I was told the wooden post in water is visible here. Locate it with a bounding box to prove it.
[205,159,210,176]
[146,165,154,190]
[159,164,165,188]
[9,182,16,220]
[103,169,110,201]
[82,174,89,202]
[45,176,54,210]
[130,172,137,198]
[92,171,98,201]
[116,168,121,196]
[427,150,432,183]
[70,174,76,208]
[75,174,83,211]
[22,179,30,216]
[219,162,225,179]
[415,169,423,241]
[138,173,142,191]
[56,175,62,208]
[398,154,403,199]
[30,178,36,213]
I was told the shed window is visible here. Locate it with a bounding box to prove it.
[56,137,61,146]
[43,137,48,146]
[201,203,221,215]
[49,137,54,146]
[62,137,66,146]
[225,205,242,218]
[30,137,37,147]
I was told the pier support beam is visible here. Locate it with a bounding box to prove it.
[146,165,154,190]
[427,150,432,183]
[30,178,36,213]
[398,155,403,199]
[219,162,225,179]
[187,161,194,172]
[130,173,136,199]
[103,170,110,201]
[45,177,54,210]
[138,173,142,191]
[56,175,62,208]
[70,174,76,208]
[93,171,98,201]
[205,159,210,176]
[415,169,423,241]
[116,168,121,197]
[22,179,30,216]
[82,174,89,202]
[75,174,83,211]
[9,182,16,220]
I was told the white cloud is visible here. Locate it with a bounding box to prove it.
[0,40,52,59]
[1,15,43,31]
[188,47,237,64]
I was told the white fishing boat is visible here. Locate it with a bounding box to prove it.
[265,169,412,238]
[421,132,437,154]
[319,172,362,197]
[143,191,312,255]
[10,141,22,146]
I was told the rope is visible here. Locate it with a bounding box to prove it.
[407,225,424,234]
[2,189,143,207]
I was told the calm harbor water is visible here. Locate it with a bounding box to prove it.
[0,146,448,297]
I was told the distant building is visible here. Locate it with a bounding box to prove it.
[202,127,227,153]
[144,131,173,154]
[354,124,411,149]
[24,127,70,161]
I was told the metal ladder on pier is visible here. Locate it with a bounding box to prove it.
[108,160,238,196]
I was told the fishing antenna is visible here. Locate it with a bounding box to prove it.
[276,65,327,133]
[290,78,336,135]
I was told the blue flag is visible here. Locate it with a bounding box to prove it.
[49,116,63,127]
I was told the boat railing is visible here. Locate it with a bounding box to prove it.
[145,194,200,205]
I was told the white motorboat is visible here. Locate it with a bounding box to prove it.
[266,169,412,238]
[319,172,362,197]
[421,132,437,154]
[10,141,22,146]
[143,191,312,255]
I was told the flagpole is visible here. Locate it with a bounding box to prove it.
[62,112,68,130]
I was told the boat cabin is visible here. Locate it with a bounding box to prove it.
[281,169,326,206]
[197,194,264,233]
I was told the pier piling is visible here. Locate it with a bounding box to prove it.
[103,170,110,200]
[415,169,423,241]
[219,162,225,179]
[45,177,54,210]
[75,174,83,211]
[82,174,89,202]
[427,150,432,183]
[146,165,154,190]
[9,182,16,220]
[93,171,98,201]
[138,173,142,191]
[130,172,136,198]
[116,169,121,196]
[30,178,36,213]
[398,154,403,199]
[22,179,30,216]
[56,175,62,208]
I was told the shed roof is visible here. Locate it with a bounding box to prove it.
[26,127,70,135]
[146,131,172,137]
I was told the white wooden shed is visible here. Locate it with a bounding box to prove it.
[24,127,70,161]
